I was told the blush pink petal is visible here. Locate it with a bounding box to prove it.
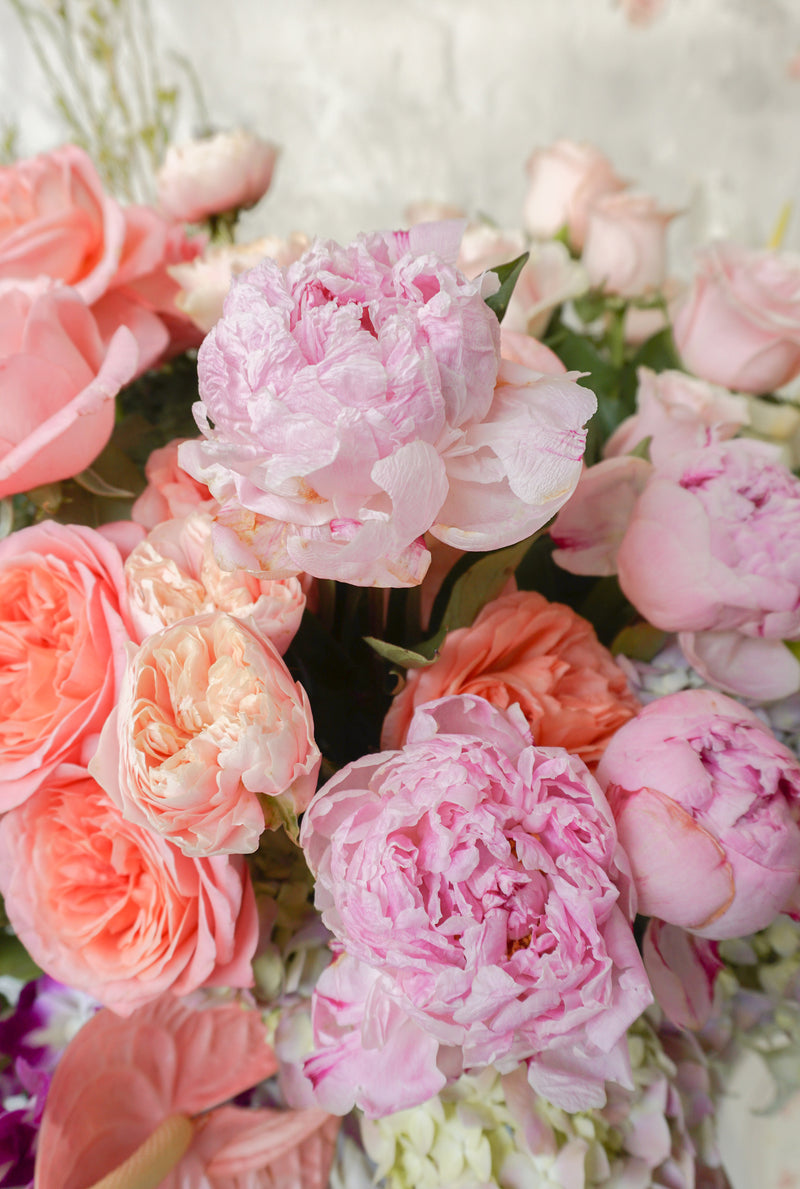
[642,920,722,1031]
[551,455,651,577]
[679,630,800,702]
[501,328,567,375]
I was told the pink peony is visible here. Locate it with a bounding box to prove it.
[596,689,800,939]
[90,612,320,856]
[180,224,596,586]
[300,694,652,1117]
[673,241,800,395]
[0,144,125,302]
[0,764,258,1012]
[522,140,626,250]
[551,454,652,577]
[131,437,217,530]
[35,994,340,1189]
[0,280,138,497]
[603,367,749,466]
[581,191,676,298]
[0,520,134,810]
[157,129,279,224]
[616,438,800,698]
[124,510,306,651]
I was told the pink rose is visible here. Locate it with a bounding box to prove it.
[523,140,626,250]
[91,612,320,856]
[551,454,652,577]
[170,233,310,334]
[582,192,676,298]
[180,225,596,585]
[603,367,750,466]
[616,439,800,697]
[673,241,800,394]
[0,520,134,809]
[157,129,279,224]
[125,510,306,651]
[0,144,125,303]
[0,764,258,1012]
[131,437,217,530]
[0,281,138,496]
[596,689,800,938]
[300,694,651,1116]
[92,203,204,375]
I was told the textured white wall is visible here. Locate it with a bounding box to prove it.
[3,0,800,261]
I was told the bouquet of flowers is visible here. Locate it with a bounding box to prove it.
[2,108,800,1189]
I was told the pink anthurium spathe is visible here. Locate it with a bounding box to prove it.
[34,995,340,1189]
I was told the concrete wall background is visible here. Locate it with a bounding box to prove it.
[2,0,800,266]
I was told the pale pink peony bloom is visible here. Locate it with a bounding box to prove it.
[35,993,341,1189]
[551,454,652,577]
[125,510,306,651]
[300,694,652,1117]
[582,191,677,298]
[0,144,125,303]
[170,233,310,334]
[132,437,217,530]
[673,241,800,394]
[0,520,134,810]
[603,367,750,466]
[0,764,258,1012]
[616,438,800,698]
[456,225,587,337]
[157,129,279,224]
[0,280,138,496]
[91,612,320,856]
[180,225,596,584]
[597,689,800,939]
[523,140,626,250]
[643,920,722,1030]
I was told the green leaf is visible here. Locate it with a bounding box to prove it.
[631,326,682,373]
[73,466,136,499]
[628,435,652,462]
[484,252,530,324]
[785,639,800,662]
[611,622,668,661]
[572,289,609,325]
[439,536,534,633]
[363,636,441,669]
[0,931,41,982]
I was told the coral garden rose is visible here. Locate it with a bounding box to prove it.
[0,764,258,1013]
[180,224,596,586]
[0,281,138,497]
[581,191,675,298]
[91,612,320,856]
[0,520,133,810]
[596,689,800,939]
[157,129,279,224]
[0,144,125,303]
[301,694,652,1117]
[170,232,309,334]
[131,437,217,530]
[381,590,639,768]
[603,367,749,466]
[124,510,306,651]
[673,241,800,394]
[616,438,800,699]
[522,140,626,250]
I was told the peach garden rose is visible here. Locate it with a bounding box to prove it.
[91,612,321,856]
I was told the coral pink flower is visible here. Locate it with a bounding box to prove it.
[157,130,279,224]
[382,590,639,768]
[596,689,800,939]
[180,225,596,585]
[301,694,651,1117]
[0,520,134,809]
[0,281,138,497]
[35,994,340,1189]
[125,510,306,651]
[91,612,320,856]
[0,144,125,302]
[673,241,800,394]
[131,437,217,530]
[0,764,257,1012]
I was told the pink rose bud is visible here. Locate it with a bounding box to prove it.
[90,612,320,856]
[522,139,626,250]
[156,129,278,224]
[581,191,677,298]
[0,282,138,497]
[131,437,216,530]
[673,241,800,394]
[596,689,800,939]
